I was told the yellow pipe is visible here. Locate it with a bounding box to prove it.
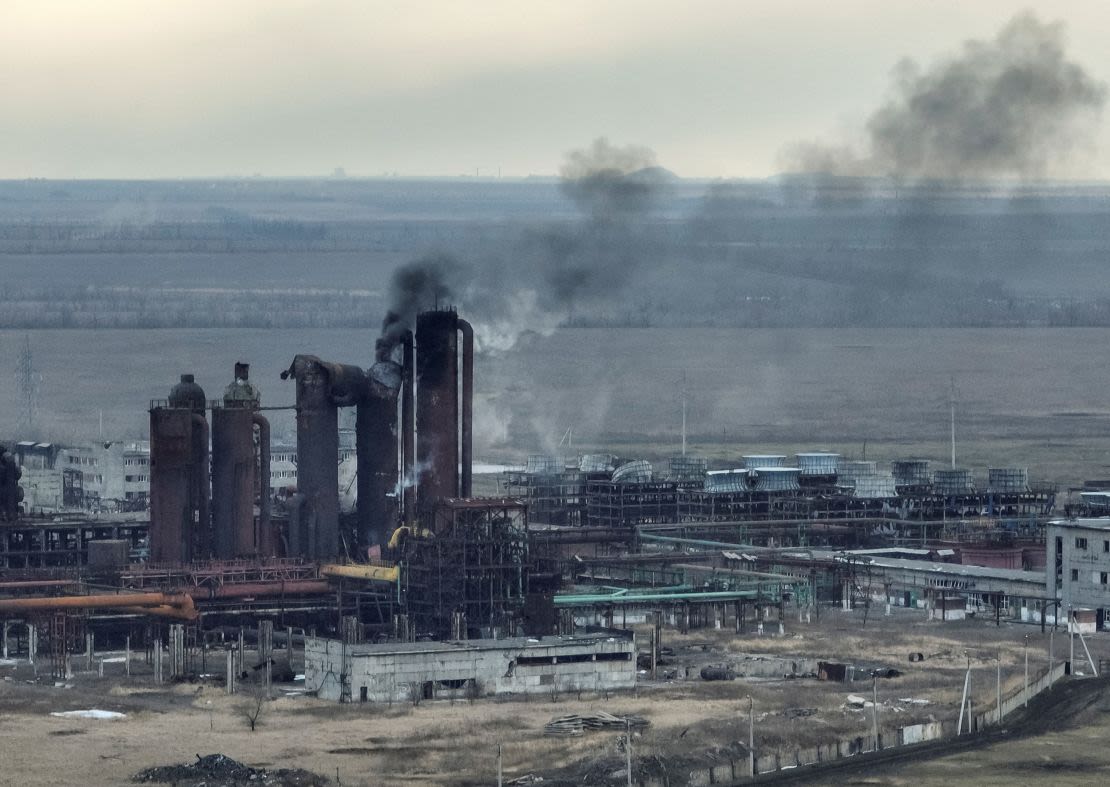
[118,603,199,621]
[320,563,399,583]
[387,525,434,550]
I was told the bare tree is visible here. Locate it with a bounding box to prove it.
[240,687,268,732]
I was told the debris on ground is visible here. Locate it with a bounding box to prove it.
[544,711,650,736]
[133,753,328,786]
[699,665,737,681]
[783,707,818,719]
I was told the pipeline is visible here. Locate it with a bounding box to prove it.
[191,413,210,560]
[0,592,197,620]
[253,412,272,555]
[320,563,400,583]
[0,579,80,590]
[401,331,415,525]
[386,525,433,550]
[458,318,474,498]
[186,580,330,600]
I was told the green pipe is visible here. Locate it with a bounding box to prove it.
[639,533,758,550]
[554,589,763,606]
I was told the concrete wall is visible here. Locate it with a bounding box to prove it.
[306,635,636,703]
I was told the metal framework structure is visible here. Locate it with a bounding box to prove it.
[0,519,148,569]
[401,499,530,639]
[502,470,614,526]
[586,481,678,528]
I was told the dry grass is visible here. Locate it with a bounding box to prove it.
[4,607,1086,786]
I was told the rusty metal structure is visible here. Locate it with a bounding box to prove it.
[149,375,209,563]
[399,499,530,639]
[357,360,402,553]
[414,309,474,516]
[282,355,365,559]
[211,363,272,559]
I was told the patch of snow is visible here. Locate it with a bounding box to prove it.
[50,709,126,720]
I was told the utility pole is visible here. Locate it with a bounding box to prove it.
[625,718,632,787]
[1069,608,1075,670]
[497,744,502,787]
[957,654,971,735]
[747,695,755,779]
[996,652,1002,724]
[949,377,957,469]
[1024,636,1029,707]
[871,673,880,746]
[681,370,687,457]
[15,334,40,430]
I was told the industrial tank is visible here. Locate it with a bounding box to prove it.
[150,374,209,563]
[211,363,271,558]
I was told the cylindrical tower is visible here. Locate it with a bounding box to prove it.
[211,363,261,558]
[283,355,365,558]
[150,374,208,563]
[416,310,460,511]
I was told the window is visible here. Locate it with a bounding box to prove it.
[1104,540,1109,553]
[1076,537,1089,550]
[1071,569,1079,582]
[1102,573,1108,586]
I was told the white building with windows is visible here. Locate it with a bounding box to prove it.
[1046,518,1110,629]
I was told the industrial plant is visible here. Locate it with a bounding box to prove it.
[2,304,1110,785]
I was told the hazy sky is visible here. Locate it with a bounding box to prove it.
[4,1,1110,179]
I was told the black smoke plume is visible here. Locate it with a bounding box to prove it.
[375,253,459,361]
[782,13,1106,182]
[376,138,670,355]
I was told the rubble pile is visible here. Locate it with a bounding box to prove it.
[133,753,327,786]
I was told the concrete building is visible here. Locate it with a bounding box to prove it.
[11,440,150,514]
[13,442,64,513]
[1047,518,1110,629]
[269,442,298,495]
[305,633,636,703]
[61,441,150,511]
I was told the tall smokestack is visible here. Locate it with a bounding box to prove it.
[416,309,460,510]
